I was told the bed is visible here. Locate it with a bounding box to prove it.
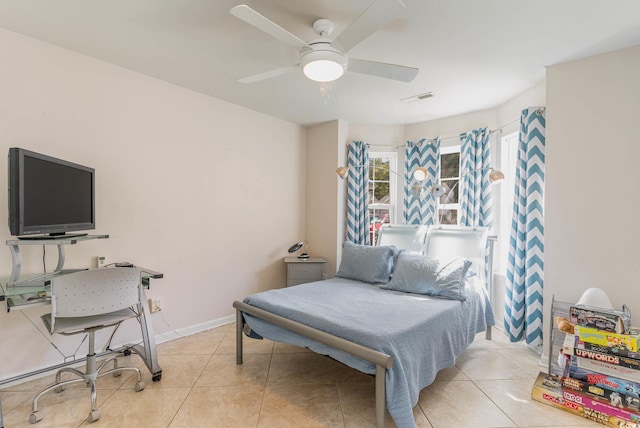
[233,225,496,428]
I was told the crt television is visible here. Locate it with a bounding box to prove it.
[8,148,95,238]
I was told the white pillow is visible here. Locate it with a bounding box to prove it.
[379,253,471,301]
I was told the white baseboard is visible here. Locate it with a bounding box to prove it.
[154,314,235,344]
[539,353,549,368]
[0,314,236,387]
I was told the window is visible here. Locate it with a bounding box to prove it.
[368,152,397,245]
[496,132,518,275]
[438,146,461,225]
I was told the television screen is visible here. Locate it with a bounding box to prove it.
[8,148,95,237]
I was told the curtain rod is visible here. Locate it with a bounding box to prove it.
[367,106,545,148]
[489,118,519,134]
[425,118,519,143]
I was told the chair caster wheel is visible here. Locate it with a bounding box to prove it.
[135,381,145,392]
[112,370,122,377]
[123,349,132,356]
[88,409,101,423]
[30,411,43,424]
[54,386,65,393]
[152,373,162,382]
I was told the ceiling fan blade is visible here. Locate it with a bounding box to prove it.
[348,58,418,82]
[230,5,309,49]
[238,66,298,84]
[334,0,405,53]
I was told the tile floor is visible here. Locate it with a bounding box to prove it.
[0,324,602,427]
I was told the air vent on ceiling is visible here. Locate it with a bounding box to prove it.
[400,92,433,103]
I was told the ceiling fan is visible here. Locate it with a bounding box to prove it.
[230,0,419,84]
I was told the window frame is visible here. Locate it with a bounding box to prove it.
[438,145,461,225]
[496,131,518,275]
[367,151,397,245]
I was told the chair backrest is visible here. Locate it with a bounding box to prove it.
[51,267,142,319]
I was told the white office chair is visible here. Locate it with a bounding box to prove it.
[30,268,146,424]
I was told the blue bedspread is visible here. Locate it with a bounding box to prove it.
[242,276,495,428]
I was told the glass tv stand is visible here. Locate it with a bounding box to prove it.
[6,234,110,288]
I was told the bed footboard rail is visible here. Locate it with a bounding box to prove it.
[233,300,393,428]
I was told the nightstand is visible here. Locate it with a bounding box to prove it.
[284,257,327,287]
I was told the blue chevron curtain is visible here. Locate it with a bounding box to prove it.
[346,141,370,245]
[403,138,440,225]
[459,128,493,228]
[504,107,546,350]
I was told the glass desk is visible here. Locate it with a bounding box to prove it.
[0,265,164,384]
[0,235,164,425]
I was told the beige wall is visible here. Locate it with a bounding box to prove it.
[347,123,405,148]
[544,45,640,354]
[0,28,306,380]
[404,80,546,148]
[495,81,546,137]
[306,120,343,276]
[404,110,497,149]
[306,122,406,274]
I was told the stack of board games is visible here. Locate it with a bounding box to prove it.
[531,371,640,427]
[533,302,640,427]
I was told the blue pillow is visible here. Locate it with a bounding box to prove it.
[380,253,471,301]
[336,241,397,284]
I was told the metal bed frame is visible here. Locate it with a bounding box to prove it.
[234,301,393,427]
[234,225,496,428]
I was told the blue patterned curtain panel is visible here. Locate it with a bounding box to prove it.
[504,107,545,350]
[346,141,370,245]
[403,138,440,225]
[459,128,493,228]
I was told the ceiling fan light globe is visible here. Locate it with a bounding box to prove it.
[303,60,345,82]
[300,49,346,82]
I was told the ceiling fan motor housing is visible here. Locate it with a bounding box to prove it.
[312,18,335,37]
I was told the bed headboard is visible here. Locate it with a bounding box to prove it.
[376,224,428,253]
[377,224,496,293]
[424,225,488,261]
[376,224,490,258]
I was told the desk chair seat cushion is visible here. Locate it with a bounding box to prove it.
[42,308,138,335]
